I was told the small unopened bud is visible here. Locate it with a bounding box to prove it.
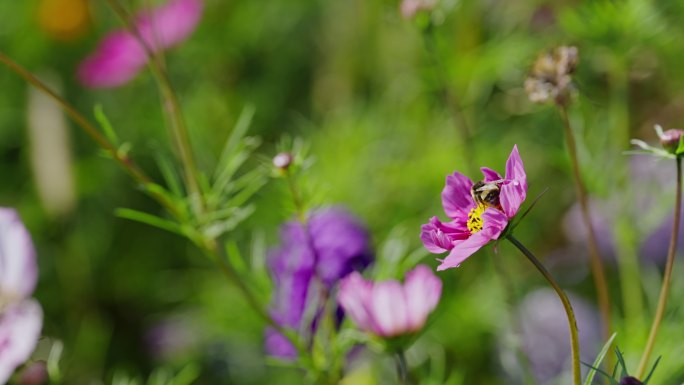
[659,128,684,152]
[273,152,293,170]
[619,377,643,385]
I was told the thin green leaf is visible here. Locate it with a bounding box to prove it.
[116,208,184,236]
[203,205,256,238]
[155,155,184,198]
[94,104,119,145]
[225,240,248,275]
[214,105,256,180]
[226,173,267,209]
[583,332,617,385]
[214,137,261,194]
[643,356,662,385]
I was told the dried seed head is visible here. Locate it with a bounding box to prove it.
[525,46,579,106]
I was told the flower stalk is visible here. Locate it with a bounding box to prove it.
[395,350,408,385]
[506,234,581,385]
[559,105,612,340]
[0,52,181,218]
[105,0,205,216]
[636,156,682,378]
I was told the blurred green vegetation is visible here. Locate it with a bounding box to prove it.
[3,0,684,384]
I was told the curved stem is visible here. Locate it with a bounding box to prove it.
[507,234,581,385]
[559,106,612,340]
[636,156,682,378]
[0,53,180,218]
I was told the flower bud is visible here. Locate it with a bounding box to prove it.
[272,152,293,171]
[619,377,643,385]
[659,128,684,153]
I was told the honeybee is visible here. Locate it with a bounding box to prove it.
[471,180,503,209]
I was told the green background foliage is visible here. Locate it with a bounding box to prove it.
[2,0,684,383]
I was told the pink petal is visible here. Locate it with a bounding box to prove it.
[0,208,37,300]
[436,231,491,270]
[136,0,203,50]
[442,172,475,219]
[420,217,469,253]
[436,209,508,270]
[338,273,374,332]
[77,0,203,89]
[500,179,527,218]
[0,300,43,385]
[480,167,502,182]
[505,145,527,191]
[371,280,409,337]
[403,265,442,331]
[77,31,148,88]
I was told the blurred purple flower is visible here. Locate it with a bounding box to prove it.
[499,289,600,385]
[421,145,527,270]
[559,157,683,267]
[77,0,203,88]
[337,265,442,338]
[265,207,373,358]
[0,208,43,385]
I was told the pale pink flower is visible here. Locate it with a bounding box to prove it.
[337,265,442,338]
[0,208,43,384]
[77,0,203,88]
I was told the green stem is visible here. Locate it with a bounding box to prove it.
[395,350,408,385]
[285,169,306,222]
[636,156,682,378]
[0,52,180,218]
[559,105,612,341]
[507,234,581,385]
[105,0,205,216]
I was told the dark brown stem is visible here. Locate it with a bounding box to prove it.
[559,105,612,340]
[636,156,682,378]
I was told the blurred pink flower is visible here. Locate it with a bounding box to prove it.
[77,0,203,88]
[0,208,43,384]
[337,265,442,338]
[400,0,436,19]
[421,145,527,270]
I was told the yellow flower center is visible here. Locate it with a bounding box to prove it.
[467,204,486,234]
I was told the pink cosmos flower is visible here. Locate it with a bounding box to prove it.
[337,265,442,338]
[77,0,203,88]
[0,208,43,384]
[421,145,527,270]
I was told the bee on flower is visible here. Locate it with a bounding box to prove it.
[420,145,527,270]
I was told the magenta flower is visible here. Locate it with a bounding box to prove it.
[421,145,527,270]
[77,0,203,88]
[337,265,442,338]
[0,208,43,384]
